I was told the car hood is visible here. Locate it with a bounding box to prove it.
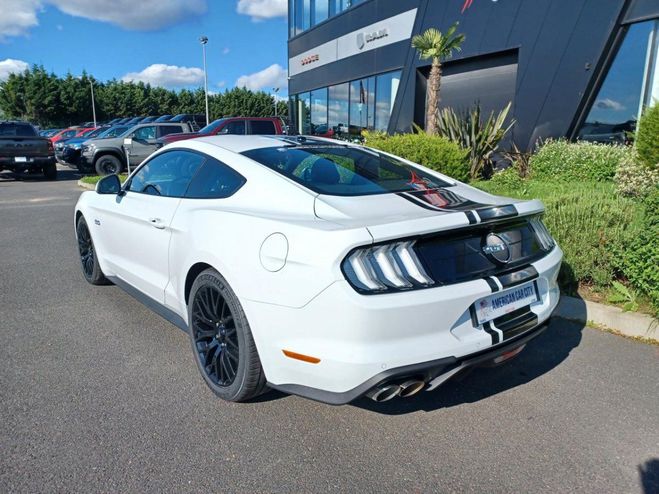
[313,182,544,242]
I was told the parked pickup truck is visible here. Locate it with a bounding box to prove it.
[156,117,284,148]
[0,121,57,180]
[79,122,193,175]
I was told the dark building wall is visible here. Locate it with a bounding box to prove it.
[288,0,659,148]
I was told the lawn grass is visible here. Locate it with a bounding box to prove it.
[80,174,128,185]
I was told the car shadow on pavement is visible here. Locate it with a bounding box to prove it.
[639,458,659,494]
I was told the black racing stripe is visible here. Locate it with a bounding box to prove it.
[483,322,500,344]
[494,308,538,341]
[485,277,499,293]
[465,210,478,224]
[497,266,539,289]
[475,205,518,222]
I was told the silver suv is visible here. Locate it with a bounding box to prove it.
[80,122,193,175]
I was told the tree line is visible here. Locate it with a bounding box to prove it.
[0,65,287,128]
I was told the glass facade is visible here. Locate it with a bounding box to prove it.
[289,0,366,37]
[290,70,401,137]
[578,20,659,143]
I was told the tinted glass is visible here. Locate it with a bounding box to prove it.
[219,120,246,135]
[310,88,328,136]
[133,126,156,140]
[185,158,246,199]
[578,21,657,143]
[249,120,276,134]
[0,123,37,136]
[328,83,349,139]
[243,145,450,196]
[349,77,375,137]
[127,150,205,197]
[314,0,328,23]
[159,125,184,137]
[199,119,228,134]
[99,126,129,138]
[294,92,311,134]
[375,71,401,131]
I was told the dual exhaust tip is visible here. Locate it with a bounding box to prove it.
[365,379,426,402]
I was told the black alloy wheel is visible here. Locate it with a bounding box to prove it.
[188,268,267,402]
[95,155,122,176]
[191,285,240,386]
[76,217,109,285]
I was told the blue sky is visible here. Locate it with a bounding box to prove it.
[0,0,289,96]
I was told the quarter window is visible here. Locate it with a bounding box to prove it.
[133,126,156,140]
[185,158,246,199]
[127,150,205,198]
[249,120,277,134]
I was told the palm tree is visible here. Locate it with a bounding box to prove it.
[412,23,466,135]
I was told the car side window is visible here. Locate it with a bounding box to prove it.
[249,120,276,134]
[184,157,246,199]
[127,150,205,198]
[133,126,156,140]
[158,125,184,137]
[218,121,246,135]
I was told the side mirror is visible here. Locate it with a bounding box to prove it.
[96,174,121,195]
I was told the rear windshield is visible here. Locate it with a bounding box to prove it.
[0,123,37,137]
[242,145,451,196]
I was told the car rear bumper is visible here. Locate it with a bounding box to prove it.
[0,156,55,171]
[243,245,563,404]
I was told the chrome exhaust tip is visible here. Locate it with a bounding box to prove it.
[398,380,426,398]
[366,383,401,402]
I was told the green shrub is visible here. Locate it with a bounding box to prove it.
[531,139,631,182]
[636,103,659,169]
[614,149,659,197]
[619,189,659,315]
[488,166,525,190]
[474,180,644,293]
[363,130,470,182]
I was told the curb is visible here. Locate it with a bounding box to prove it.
[77,179,95,190]
[555,295,658,342]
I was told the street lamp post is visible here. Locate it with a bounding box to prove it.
[199,36,210,127]
[272,87,280,117]
[89,80,97,127]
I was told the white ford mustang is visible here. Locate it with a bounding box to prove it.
[74,135,562,404]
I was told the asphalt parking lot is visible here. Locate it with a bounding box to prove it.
[1,168,658,493]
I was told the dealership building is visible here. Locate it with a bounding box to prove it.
[287,0,659,148]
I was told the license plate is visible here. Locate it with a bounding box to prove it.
[474,281,538,325]
[14,156,27,163]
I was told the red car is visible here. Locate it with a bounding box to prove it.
[50,127,96,144]
[156,117,284,147]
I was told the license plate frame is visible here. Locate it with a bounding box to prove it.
[474,281,539,325]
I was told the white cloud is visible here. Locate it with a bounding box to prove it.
[0,59,29,80]
[595,98,625,111]
[235,63,287,91]
[0,0,40,41]
[217,80,226,88]
[236,0,287,21]
[121,64,204,88]
[0,0,206,40]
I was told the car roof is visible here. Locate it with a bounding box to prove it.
[187,135,338,154]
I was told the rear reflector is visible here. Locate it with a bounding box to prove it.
[493,344,526,364]
[282,350,321,364]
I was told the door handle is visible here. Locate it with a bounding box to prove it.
[149,217,166,229]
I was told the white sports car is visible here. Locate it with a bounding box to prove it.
[74,135,562,404]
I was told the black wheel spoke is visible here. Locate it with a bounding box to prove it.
[191,284,239,387]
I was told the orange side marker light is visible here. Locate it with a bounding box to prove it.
[283,350,321,364]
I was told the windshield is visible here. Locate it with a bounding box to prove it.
[198,119,227,134]
[98,126,130,138]
[242,145,451,197]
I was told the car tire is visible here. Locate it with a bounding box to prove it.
[76,216,110,285]
[43,162,57,180]
[188,268,268,402]
[94,155,122,176]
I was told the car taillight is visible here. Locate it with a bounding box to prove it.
[529,217,555,251]
[342,241,435,294]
